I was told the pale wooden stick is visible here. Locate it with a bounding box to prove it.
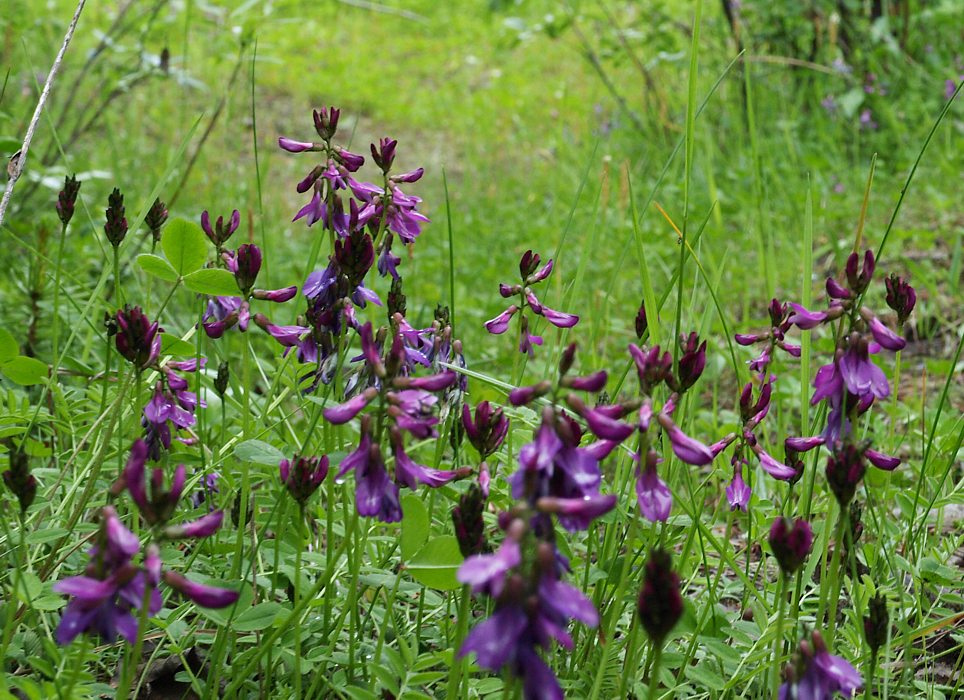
[0,0,87,229]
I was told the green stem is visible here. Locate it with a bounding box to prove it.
[51,220,68,367]
[825,506,848,646]
[0,512,28,663]
[865,649,877,700]
[112,244,121,306]
[617,623,642,699]
[370,571,403,691]
[648,643,663,700]
[769,573,788,697]
[116,576,154,700]
[294,505,305,699]
[446,584,472,699]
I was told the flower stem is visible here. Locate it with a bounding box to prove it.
[446,584,472,699]
[116,576,154,700]
[769,573,788,697]
[865,649,877,700]
[825,506,849,646]
[648,643,663,700]
[294,506,306,697]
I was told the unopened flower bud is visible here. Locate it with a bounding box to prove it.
[370,137,397,173]
[451,483,488,557]
[2,446,36,514]
[104,187,128,247]
[768,517,813,575]
[825,443,866,506]
[864,594,889,653]
[884,274,916,326]
[56,174,81,226]
[558,342,577,377]
[145,197,168,244]
[845,249,875,294]
[677,332,707,393]
[519,250,541,279]
[637,548,683,645]
[214,361,230,397]
[635,300,648,338]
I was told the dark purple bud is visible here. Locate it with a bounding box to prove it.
[115,306,161,369]
[371,137,397,173]
[297,166,324,194]
[214,361,230,397]
[519,250,541,279]
[387,276,407,318]
[558,342,577,377]
[768,517,813,575]
[527,258,554,284]
[201,209,241,247]
[825,443,866,506]
[884,274,916,326]
[279,454,330,504]
[233,244,262,294]
[56,174,81,226]
[846,249,875,294]
[499,283,520,298]
[635,300,648,339]
[637,548,683,645]
[104,187,128,247]
[767,299,788,327]
[462,402,509,459]
[452,483,488,557]
[313,106,340,140]
[677,333,706,393]
[145,198,169,244]
[629,344,674,395]
[864,594,889,653]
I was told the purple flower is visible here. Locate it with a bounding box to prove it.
[114,439,185,525]
[536,494,618,530]
[635,452,672,522]
[657,414,715,466]
[677,332,707,392]
[838,336,890,400]
[485,306,517,334]
[753,445,799,481]
[859,109,878,130]
[725,458,751,511]
[866,315,906,351]
[458,536,522,597]
[53,507,161,645]
[323,387,377,424]
[788,303,829,330]
[393,442,460,489]
[780,631,862,699]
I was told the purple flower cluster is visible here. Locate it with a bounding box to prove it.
[279,107,427,281]
[142,358,205,460]
[323,321,470,521]
[485,250,579,356]
[202,241,297,339]
[55,442,237,645]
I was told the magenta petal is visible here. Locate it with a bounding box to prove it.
[164,571,239,608]
[788,303,828,330]
[484,306,517,335]
[868,316,906,351]
[756,448,798,480]
[323,392,372,424]
[540,306,579,329]
[278,137,314,153]
[865,448,900,471]
[785,435,825,452]
[665,424,715,466]
[636,466,672,522]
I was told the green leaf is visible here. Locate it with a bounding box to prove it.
[233,602,287,632]
[160,334,196,357]
[684,661,726,691]
[136,254,179,282]
[234,439,286,466]
[0,329,18,363]
[405,536,463,591]
[400,494,430,561]
[161,217,209,275]
[1,356,48,386]
[183,268,241,296]
[25,528,68,545]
